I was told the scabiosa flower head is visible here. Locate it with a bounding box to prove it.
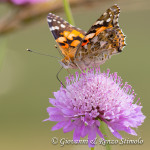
[45,68,145,147]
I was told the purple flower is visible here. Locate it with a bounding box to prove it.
[0,0,49,5]
[12,0,44,5]
[45,68,145,147]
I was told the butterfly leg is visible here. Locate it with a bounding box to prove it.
[56,66,66,88]
[75,61,83,72]
[66,69,71,74]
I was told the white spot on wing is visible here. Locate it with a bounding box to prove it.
[106,18,111,22]
[86,33,95,39]
[55,26,59,30]
[50,26,59,31]
[115,18,118,22]
[47,18,52,22]
[61,24,66,28]
[103,12,107,16]
[96,20,104,25]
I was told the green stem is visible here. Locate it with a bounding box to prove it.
[91,147,94,150]
[63,0,75,25]
[100,121,111,150]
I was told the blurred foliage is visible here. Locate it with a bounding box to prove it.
[0,0,100,35]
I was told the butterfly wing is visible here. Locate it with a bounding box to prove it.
[47,13,86,60]
[75,4,126,69]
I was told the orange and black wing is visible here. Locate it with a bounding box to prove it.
[47,13,86,58]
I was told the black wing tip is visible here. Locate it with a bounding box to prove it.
[109,4,120,14]
[47,13,57,21]
[47,12,54,17]
[47,13,53,19]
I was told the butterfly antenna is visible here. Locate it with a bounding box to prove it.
[26,49,60,59]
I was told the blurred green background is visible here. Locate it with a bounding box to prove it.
[0,0,150,150]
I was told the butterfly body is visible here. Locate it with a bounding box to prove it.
[47,4,126,70]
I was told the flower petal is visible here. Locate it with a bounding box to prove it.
[61,108,75,116]
[88,125,97,147]
[96,128,104,140]
[124,127,137,136]
[47,107,62,115]
[81,125,89,137]
[73,126,81,141]
[108,126,122,139]
[49,98,56,106]
[52,121,67,131]
[49,115,66,121]
[73,120,83,141]
[63,120,75,133]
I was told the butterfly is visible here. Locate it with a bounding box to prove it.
[47,4,126,70]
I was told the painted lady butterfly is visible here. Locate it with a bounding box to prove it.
[47,4,126,70]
